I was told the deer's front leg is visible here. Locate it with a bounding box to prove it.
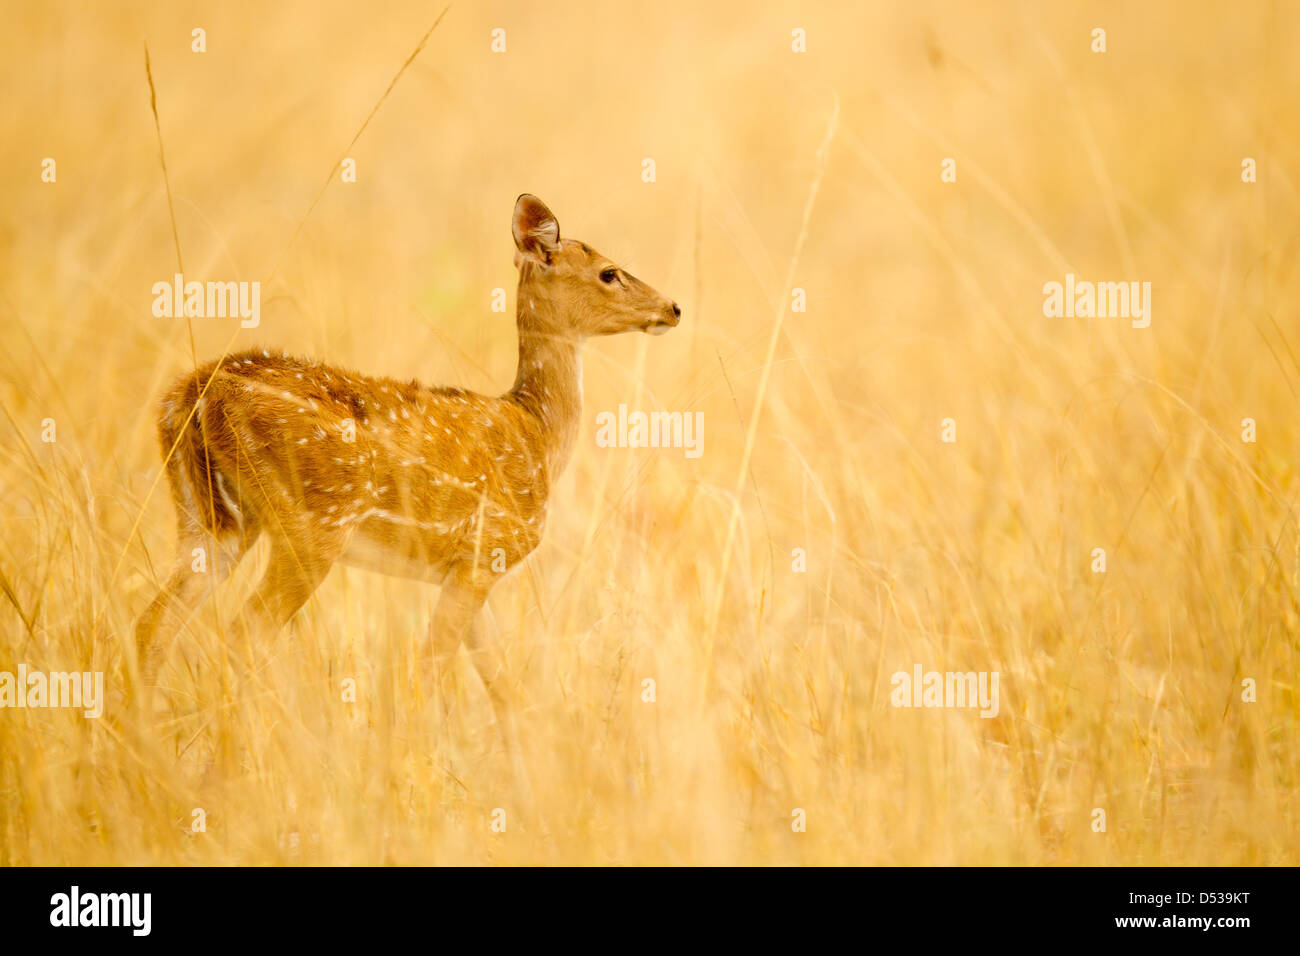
[462,602,532,799]
[428,566,533,805]
[427,567,489,721]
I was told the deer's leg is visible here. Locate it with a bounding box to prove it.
[135,529,253,687]
[427,567,489,713]
[462,600,531,791]
[430,566,532,802]
[236,532,339,648]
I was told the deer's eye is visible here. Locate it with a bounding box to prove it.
[600,268,619,284]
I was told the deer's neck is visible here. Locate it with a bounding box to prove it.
[509,297,583,479]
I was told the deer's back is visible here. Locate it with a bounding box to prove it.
[158,349,552,573]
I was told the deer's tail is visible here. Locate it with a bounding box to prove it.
[156,368,243,538]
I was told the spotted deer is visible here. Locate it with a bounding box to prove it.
[134,194,680,762]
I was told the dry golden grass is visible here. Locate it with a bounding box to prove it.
[1,0,1297,865]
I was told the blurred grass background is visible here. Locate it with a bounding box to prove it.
[0,0,1297,864]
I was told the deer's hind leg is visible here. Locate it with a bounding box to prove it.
[232,526,345,672]
[135,518,258,688]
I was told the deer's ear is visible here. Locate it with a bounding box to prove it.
[512,194,561,264]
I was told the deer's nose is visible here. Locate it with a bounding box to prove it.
[671,302,681,319]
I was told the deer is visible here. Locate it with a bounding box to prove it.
[133,194,680,777]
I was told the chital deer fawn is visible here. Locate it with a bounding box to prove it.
[134,194,679,763]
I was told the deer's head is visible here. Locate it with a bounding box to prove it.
[511,194,680,338]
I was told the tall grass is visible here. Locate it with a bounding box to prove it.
[0,0,1296,864]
